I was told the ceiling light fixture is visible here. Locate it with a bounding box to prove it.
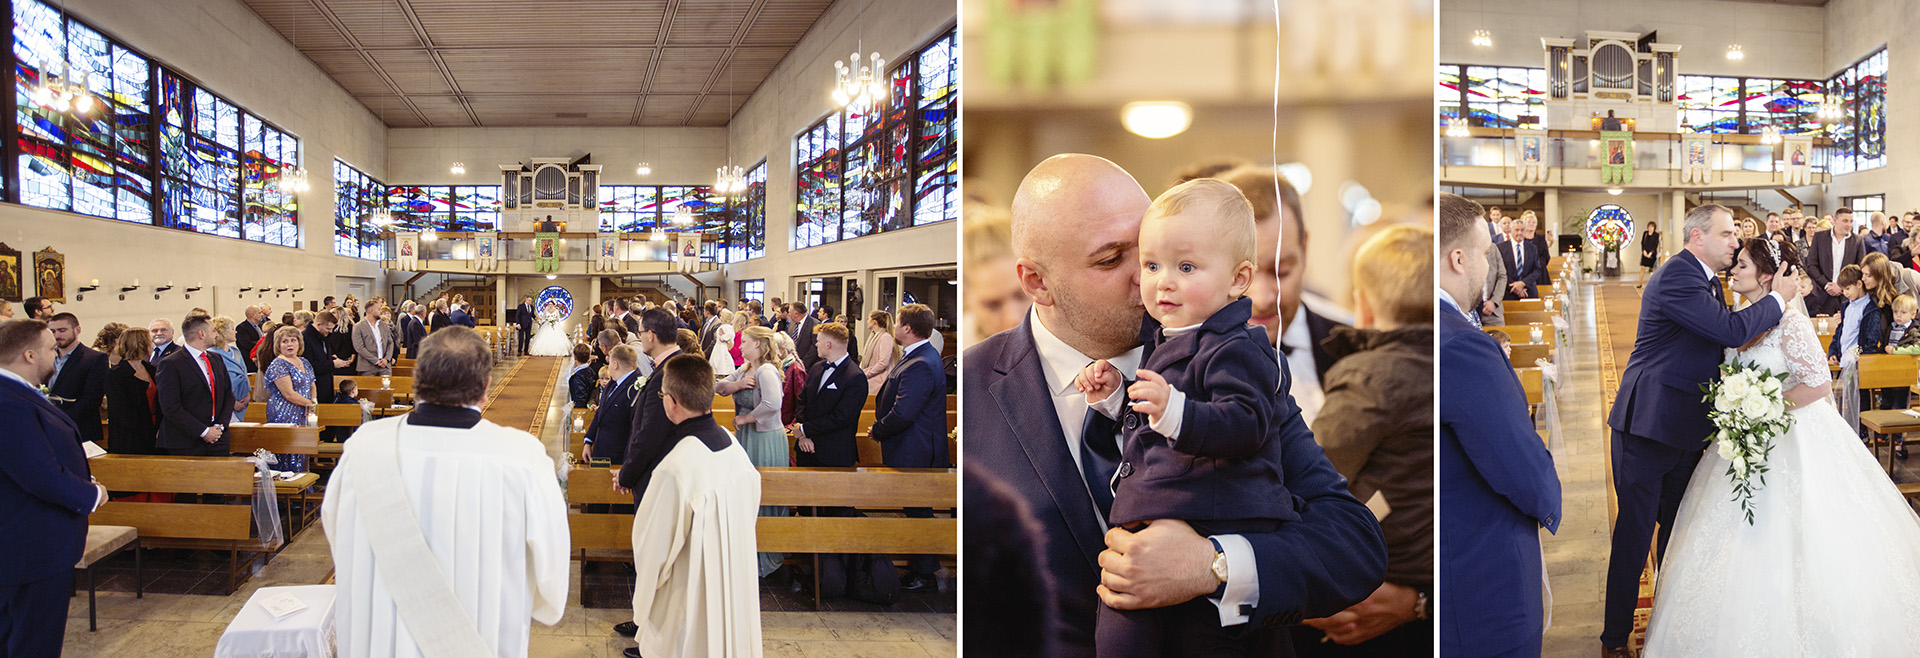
[1445,117,1471,138]
[1121,101,1193,139]
[1607,188,1623,195]
[1472,29,1493,48]
[1726,45,1744,61]
[636,162,651,176]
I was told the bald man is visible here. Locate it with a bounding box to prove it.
[962,154,1385,656]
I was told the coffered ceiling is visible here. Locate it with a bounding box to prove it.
[238,0,837,127]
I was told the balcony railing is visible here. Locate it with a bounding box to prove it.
[1438,128,1834,187]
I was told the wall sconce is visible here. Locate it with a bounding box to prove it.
[118,280,140,301]
[76,280,99,302]
[238,285,253,299]
[276,287,289,298]
[184,283,202,300]
[152,282,174,301]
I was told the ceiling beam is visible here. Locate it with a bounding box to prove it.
[633,0,678,125]
[394,0,481,126]
[685,0,764,126]
[308,0,429,126]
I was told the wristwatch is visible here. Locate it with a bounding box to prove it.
[1208,537,1229,598]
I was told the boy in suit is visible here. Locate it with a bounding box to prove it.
[568,344,598,409]
[1075,179,1290,656]
[792,322,868,468]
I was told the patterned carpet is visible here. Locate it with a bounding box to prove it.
[483,356,565,437]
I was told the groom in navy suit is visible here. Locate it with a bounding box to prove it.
[963,155,1385,655]
[0,320,107,657]
[1601,204,1797,656]
[1436,194,1561,657]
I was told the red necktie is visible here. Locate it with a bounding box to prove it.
[200,352,217,421]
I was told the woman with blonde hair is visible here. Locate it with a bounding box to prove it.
[105,328,161,455]
[713,326,790,576]
[728,310,750,369]
[208,316,253,423]
[93,322,128,364]
[862,311,899,391]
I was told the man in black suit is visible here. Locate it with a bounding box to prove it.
[871,303,951,590]
[769,297,788,332]
[0,320,106,657]
[400,304,428,359]
[1223,166,1353,427]
[785,303,820,368]
[794,322,869,468]
[697,300,725,358]
[1809,207,1867,316]
[966,155,1385,655]
[611,298,640,337]
[155,315,234,456]
[303,312,350,410]
[452,302,477,329]
[609,308,684,639]
[236,305,266,372]
[146,318,182,363]
[46,313,107,446]
[1498,228,1547,300]
[515,296,535,354]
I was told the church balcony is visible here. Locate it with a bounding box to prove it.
[375,231,718,276]
[1438,128,1834,191]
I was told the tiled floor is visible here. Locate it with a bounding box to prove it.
[59,355,957,657]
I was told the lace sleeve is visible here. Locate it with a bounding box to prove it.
[1781,311,1833,390]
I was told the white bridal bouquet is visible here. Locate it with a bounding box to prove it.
[1701,362,1796,525]
[539,310,563,331]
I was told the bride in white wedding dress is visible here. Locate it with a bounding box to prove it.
[527,303,573,357]
[1643,238,1920,656]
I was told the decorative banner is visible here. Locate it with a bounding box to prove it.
[596,232,619,272]
[985,0,1097,91]
[534,232,560,273]
[473,233,498,272]
[395,232,419,270]
[0,242,19,302]
[32,246,63,303]
[1681,134,1712,184]
[675,233,701,273]
[1515,129,1548,182]
[1600,131,1634,184]
[1783,135,1814,186]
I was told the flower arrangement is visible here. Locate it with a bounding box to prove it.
[1701,362,1795,524]
[1589,219,1630,251]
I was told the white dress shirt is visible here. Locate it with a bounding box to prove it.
[1028,309,1258,626]
[1831,234,1847,283]
[1279,301,1326,426]
[819,353,848,391]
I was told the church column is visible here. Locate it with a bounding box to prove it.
[589,276,602,311]
[1543,189,1560,250]
[496,275,509,326]
[1670,191,1686,259]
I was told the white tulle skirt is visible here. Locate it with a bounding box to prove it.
[528,324,572,357]
[1643,397,1920,656]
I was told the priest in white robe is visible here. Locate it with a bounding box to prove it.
[322,327,571,658]
[625,354,763,658]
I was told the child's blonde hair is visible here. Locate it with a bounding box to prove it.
[1895,294,1918,314]
[1144,178,1256,266]
[1484,329,1511,346]
[1353,225,1435,326]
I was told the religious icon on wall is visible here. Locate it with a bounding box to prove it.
[401,241,414,257]
[32,247,63,303]
[479,240,493,258]
[1687,141,1706,166]
[1790,143,1807,166]
[1608,141,1626,165]
[0,243,19,302]
[1521,136,1541,162]
[540,241,555,258]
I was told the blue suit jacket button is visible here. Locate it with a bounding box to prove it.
[1123,414,1138,431]
[1117,462,1133,478]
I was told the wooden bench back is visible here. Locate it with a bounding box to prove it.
[341,376,413,399]
[244,403,364,427]
[1504,299,1546,314]
[1484,325,1556,349]
[1516,367,1544,406]
[1859,354,1920,390]
[1504,311,1558,327]
[228,425,321,456]
[1509,342,1552,368]
[87,455,257,541]
[567,467,956,554]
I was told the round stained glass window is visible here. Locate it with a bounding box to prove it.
[1587,204,1634,250]
[536,286,573,319]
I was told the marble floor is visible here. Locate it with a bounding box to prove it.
[60,355,957,657]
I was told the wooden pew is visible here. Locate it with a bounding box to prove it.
[1509,342,1552,369]
[1504,310,1558,326]
[228,425,323,539]
[88,455,279,594]
[566,466,956,609]
[341,376,413,403]
[1504,299,1548,314]
[1484,325,1557,350]
[243,403,365,429]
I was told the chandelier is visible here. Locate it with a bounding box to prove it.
[277,165,310,195]
[1760,125,1782,145]
[369,208,395,227]
[1471,30,1493,48]
[1818,96,1845,121]
[672,205,695,226]
[31,59,93,114]
[449,161,465,175]
[715,165,745,195]
[1444,117,1471,138]
[832,51,887,109]
[636,162,652,176]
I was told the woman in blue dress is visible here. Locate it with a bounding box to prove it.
[262,325,317,472]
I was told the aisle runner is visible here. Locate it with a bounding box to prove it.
[482,357,565,437]
[1592,281,1654,650]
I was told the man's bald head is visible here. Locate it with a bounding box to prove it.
[1010,154,1153,267]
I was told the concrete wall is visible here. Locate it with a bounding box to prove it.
[712,0,958,310]
[1440,0,1826,79]
[0,0,388,331]
[1818,0,1905,214]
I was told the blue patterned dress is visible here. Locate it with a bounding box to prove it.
[263,356,315,472]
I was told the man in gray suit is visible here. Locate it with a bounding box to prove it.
[1481,239,1508,327]
[352,300,400,376]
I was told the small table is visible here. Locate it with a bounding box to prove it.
[1859,409,1920,475]
[369,404,412,418]
[214,585,336,658]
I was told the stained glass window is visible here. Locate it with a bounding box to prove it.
[333,159,385,259]
[10,0,299,244]
[792,29,955,252]
[739,160,766,261]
